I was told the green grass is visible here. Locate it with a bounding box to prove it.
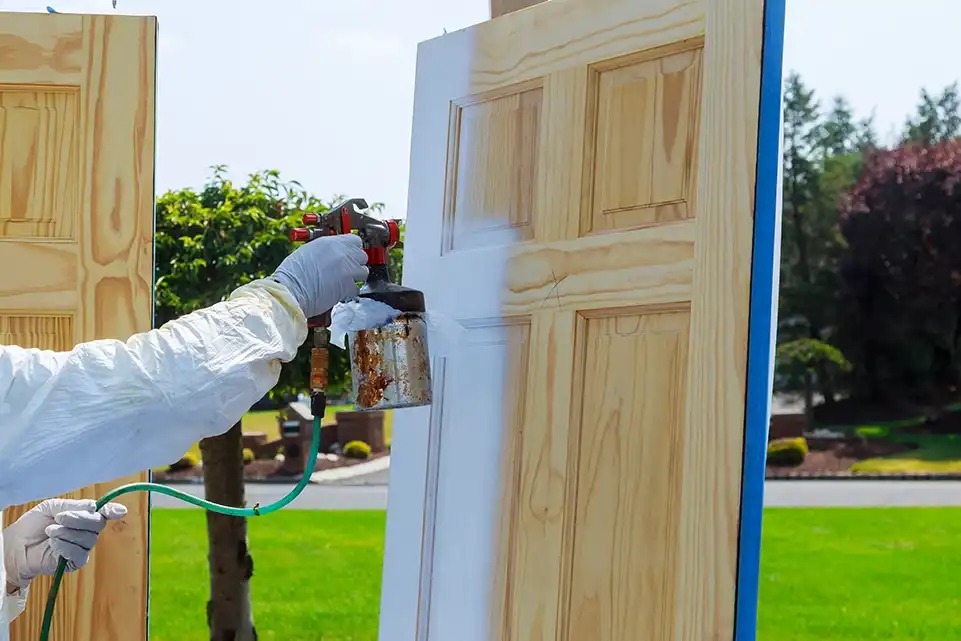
[759,507,961,640]
[150,507,961,640]
[150,510,386,640]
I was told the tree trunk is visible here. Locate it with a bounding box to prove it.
[815,361,836,405]
[802,371,815,429]
[200,422,258,641]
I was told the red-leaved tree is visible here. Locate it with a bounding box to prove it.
[837,139,961,400]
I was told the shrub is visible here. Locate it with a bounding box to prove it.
[243,448,255,464]
[767,437,808,467]
[168,452,199,473]
[344,440,372,460]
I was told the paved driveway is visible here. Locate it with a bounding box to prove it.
[764,479,961,507]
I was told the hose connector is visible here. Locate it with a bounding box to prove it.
[310,326,330,418]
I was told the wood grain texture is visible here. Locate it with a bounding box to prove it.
[0,315,73,351]
[387,0,769,639]
[0,87,79,239]
[445,0,705,95]
[0,13,157,641]
[503,221,694,314]
[675,0,764,637]
[490,0,549,18]
[566,308,689,640]
[501,310,577,641]
[0,15,84,85]
[586,42,702,234]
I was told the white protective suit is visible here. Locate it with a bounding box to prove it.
[0,278,307,627]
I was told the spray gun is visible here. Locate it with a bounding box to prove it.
[290,198,432,414]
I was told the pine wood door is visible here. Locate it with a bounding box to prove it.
[379,0,785,640]
[0,12,157,641]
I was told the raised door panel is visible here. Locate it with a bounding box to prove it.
[565,309,690,640]
[0,13,157,641]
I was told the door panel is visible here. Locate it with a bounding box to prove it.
[566,309,689,640]
[383,0,783,639]
[420,320,531,641]
[0,12,157,641]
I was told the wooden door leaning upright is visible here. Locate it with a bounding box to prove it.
[0,12,157,641]
[380,0,785,640]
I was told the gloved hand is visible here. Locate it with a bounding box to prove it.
[3,499,127,589]
[272,234,369,318]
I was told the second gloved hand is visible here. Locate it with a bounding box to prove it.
[272,234,369,318]
[3,499,128,589]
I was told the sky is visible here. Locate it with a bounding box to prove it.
[2,0,960,220]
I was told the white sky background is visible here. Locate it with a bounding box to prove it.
[2,0,960,218]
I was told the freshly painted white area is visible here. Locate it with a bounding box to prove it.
[420,329,516,641]
[377,20,524,641]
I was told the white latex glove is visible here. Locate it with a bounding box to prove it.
[3,499,127,589]
[272,234,369,319]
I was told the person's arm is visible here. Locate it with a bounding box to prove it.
[1,573,27,626]
[0,278,306,509]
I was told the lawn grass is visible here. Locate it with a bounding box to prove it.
[156,406,393,470]
[150,509,386,640]
[758,507,961,640]
[150,507,961,640]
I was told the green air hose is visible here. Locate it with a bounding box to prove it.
[37,416,323,641]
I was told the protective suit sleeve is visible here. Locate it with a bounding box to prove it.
[0,578,28,627]
[0,278,308,510]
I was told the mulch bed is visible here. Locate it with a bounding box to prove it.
[766,437,915,478]
[769,395,961,479]
[154,450,389,483]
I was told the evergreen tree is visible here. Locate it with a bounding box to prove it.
[903,82,961,144]
[820,96,857,156]
[854,111,880,152]
[777,72,864,406]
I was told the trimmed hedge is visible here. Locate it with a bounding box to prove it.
[344,440,372,460]
[767,436,808,467]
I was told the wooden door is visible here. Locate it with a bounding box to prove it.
[0,12,157,641]
[379,0,785,640]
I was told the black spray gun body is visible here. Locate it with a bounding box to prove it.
[289,198,431,417]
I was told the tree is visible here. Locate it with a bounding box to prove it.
[819,96,858,157]
[154,167,362,639]
[837,138,961,401]
[778,72,823,339]
[775,338,852,427]
[903,82,961,145]
[776,73,867,403]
